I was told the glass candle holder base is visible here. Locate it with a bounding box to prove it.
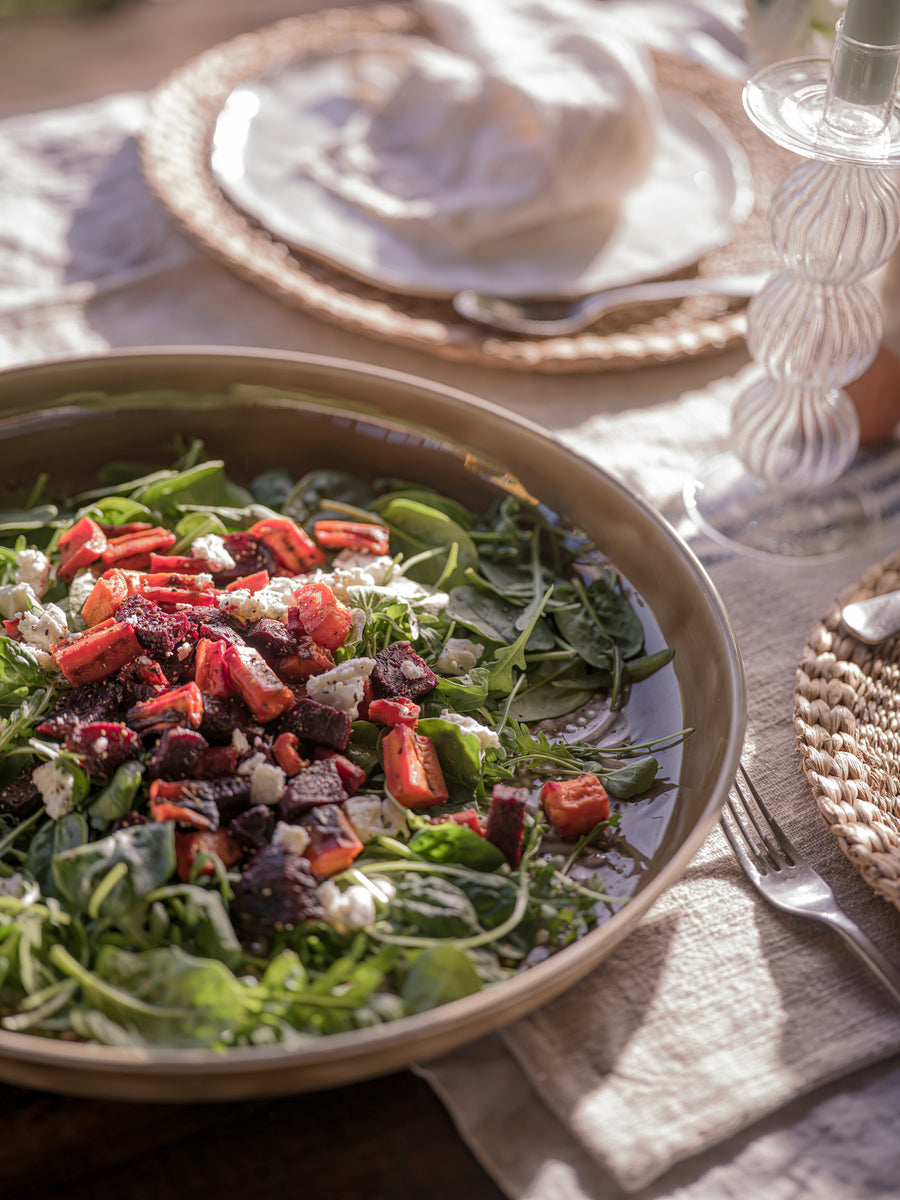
[683,453,880,563]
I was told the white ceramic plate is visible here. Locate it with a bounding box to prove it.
[210,48,754,299]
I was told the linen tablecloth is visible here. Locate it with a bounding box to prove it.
[3,6,900,1199]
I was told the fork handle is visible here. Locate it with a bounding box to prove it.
[824,910,900,1004]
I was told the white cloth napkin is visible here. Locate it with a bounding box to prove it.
[295,0,659,250]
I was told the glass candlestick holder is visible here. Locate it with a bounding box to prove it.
[684,20,900,562]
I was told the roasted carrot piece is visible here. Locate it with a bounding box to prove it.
[57,516,108,581]
[273,731,308,777]
[100,526,176,570]
[80,570,132,626]
[52,620,143,685]
[136,572,215,593]
[127,682,204,732]
[249,516,325,572]
[312,520,390,556]
[291,583,353,651]
[298,804,364,877]
[175,828,243,882]
[381,724,449,808]
[225,570,270,593]
[367,695,420,728]
[447,807,487,837]
[148,554,208,574]
[194,637,232,698]
[222,643,295,722]
[540,774,610,839]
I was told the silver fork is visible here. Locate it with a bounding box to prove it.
[721,763,900,1003]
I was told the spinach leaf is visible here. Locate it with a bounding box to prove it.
[377,499,478,589]
[372,488,475,530]
[604,756,660,799]
[409,824,505,872]
[415,716,485,790]
[446,585,554,651]
[52,823,176,920]
[283,470,374,522]
[387,873,480,938]
[401,944,482,1014]
[86,761,144,830]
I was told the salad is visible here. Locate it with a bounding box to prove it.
[0,442,685,1049]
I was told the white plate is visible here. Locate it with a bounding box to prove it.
[210,48,755,300]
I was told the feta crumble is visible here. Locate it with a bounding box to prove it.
[438,710,501,752]
[272,821,310,857]
[305,657,376,717]
[217,576,298,622]
[317,880,377,932]
[191,534,235,572]
[68,569,99,618]
[249,761,287,807]
[344,793,408,843]
[435,637,484,676]
[14,549,54,598]
[33,761,76,820]
[0,581,37,620]
[19,603,69,652]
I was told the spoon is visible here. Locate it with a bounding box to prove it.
[453,270,771,337]
[841,591,900,644]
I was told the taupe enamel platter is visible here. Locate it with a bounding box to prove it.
[0,349,745,1100]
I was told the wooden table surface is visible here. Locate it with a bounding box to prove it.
[0,4,504,1197]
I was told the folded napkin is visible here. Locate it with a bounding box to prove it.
[295,0,659,250]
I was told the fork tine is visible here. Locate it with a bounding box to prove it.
[737,762,800,865]
[722,788,769,873]
[719,810,763,881]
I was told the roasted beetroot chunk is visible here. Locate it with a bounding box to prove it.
[64,721,143,777]
[231,844,324,943]
[38,677,121,738]
[185,609,247,647]
[118,594,198,660]
[370,641,438,701]
[277,696,352,752]
[0,768,42,819]
[278,758,348,822]
[229,804,276,851]
[127,682,204,735]
[116,655,170,706]
[485,784,529,867]
[245,618,297,657]
[182,776,254,824]
[198,695,259,745]
[216,532,278,583]
[147,726,209,780]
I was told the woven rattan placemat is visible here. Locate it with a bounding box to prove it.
[142,3,792,374]
[795,555,900,912]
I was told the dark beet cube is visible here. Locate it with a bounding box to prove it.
[147,726,209,780]
[370,641,438,701]
[229,804,276,851]
[116,655,169,707]
[485,784,528,867]
[278,697,351,752]
[186,609,246,647]
[231,844,323,943]
[119,595,198,660]
[181,776,254,824]
[64,721,143,777]
[279,759,348,822]
[198,695,260,746]
[216,533,278,583]
[38,678,120,739]
[0,768,42,820]
[159,793,220,831]
[245,618,296,657]
[196,744,239,778]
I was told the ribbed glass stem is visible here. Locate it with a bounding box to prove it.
[733,159,900,488]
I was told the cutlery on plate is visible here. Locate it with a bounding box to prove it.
[840,590,900,644]
[721,763,900,1003]
[452,270,771,337]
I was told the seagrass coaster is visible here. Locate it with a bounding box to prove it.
[795,553,900,912]
[141,3,794,374]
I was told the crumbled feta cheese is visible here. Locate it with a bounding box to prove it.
[33,761,75,820]
[344,793,408,843]
[68,569,99,617]
[0,581,37,620]
[317,880,377,932]
[305,657,376,717]
[272,821,310,856]
[217,577,297,622]
[438,710,501,752]
[237,751,268,776]
[435,637,484,676]
[249,761,287,806]
[191,534,235,572]
[400,658,427,680]
[14,549,54,598]
[303,553,396,602]
[232,729,251,756]
[19,603,69,652]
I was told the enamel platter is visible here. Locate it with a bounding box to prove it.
[209,44,754,299]
[0,349,745,1099]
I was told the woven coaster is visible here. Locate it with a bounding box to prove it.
[795,553,900,912]
[141,3,795,374]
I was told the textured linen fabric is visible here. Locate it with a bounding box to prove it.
[3,13,900,1197]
